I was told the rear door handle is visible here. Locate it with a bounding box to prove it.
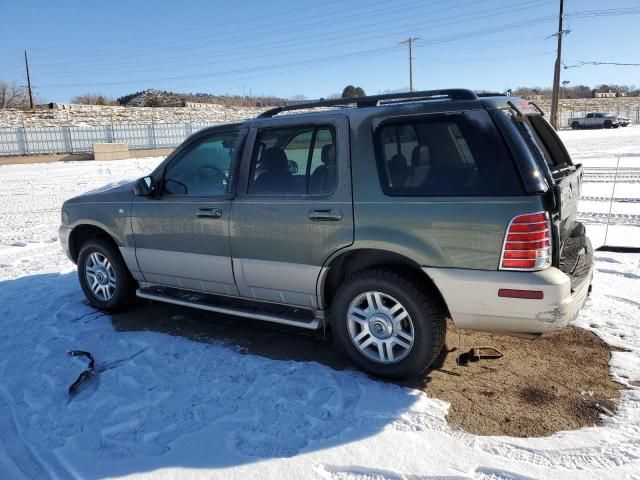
[308,208,343,221]
[197,208,223,219]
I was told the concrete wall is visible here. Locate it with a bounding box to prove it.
[93,143,129,161]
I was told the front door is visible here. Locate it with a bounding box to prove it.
[230,115,353,309]
[132,128,240,295]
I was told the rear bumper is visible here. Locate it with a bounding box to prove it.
[424,264,592,335]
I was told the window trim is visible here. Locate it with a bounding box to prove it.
[372,111,524,197]
[158,128,241,200]
[244,123,339,198]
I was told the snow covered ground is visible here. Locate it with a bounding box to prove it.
[0,126,638,479]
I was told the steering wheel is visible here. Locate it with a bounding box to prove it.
[194,165,227,193]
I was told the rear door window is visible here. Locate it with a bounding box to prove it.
[374,111,523,196]
[248,125,336,195]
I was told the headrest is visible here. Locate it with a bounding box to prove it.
[261,148,288,172]
[321,144,336,165]
[411,145,430,167]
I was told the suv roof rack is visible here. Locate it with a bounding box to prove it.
[258,89,478,118]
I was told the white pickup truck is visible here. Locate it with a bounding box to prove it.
[568,112,630,129]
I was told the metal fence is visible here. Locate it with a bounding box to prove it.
[2,104,640,156]
[0,121,220,156]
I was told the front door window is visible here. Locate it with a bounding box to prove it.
[164,131,238,196]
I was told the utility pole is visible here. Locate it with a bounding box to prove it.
[400,37,420,93]
[550,0,565,129]
[24,50,34,109]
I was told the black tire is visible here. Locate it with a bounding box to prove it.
[571,121,580,130]
[604,120,612,129]
[331,268,446,379]
[77,238,136,312]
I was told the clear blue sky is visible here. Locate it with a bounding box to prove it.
[1,0,639,103]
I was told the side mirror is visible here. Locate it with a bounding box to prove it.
[134,176,154,197]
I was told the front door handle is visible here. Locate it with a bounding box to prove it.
[308,208,343,221]
[197,208,223,219]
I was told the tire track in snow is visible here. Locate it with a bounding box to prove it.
[476,440,640,471]
[577,212,640,226]
[580,196,640,204]
[0,394,70,480]
[581,176,640,184]
[315,463,471,480]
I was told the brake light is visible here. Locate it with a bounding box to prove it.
[500,212,552,271]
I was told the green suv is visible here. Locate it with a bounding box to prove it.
[59,89,593,379]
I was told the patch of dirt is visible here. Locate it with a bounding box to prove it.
[112,304,622,438]
[405,321,622,437]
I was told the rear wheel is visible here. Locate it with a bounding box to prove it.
[331,268,446,379]
[77,238,136,312]
[571,121,580,130]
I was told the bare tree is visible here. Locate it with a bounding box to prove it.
[0,81,29,109]
[70,93,117,106]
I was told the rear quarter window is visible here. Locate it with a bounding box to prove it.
[374,111,523,196]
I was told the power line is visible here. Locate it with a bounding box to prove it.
[38,45,405,87]
[24,6,640,90]
[26,0,446,58]
[563,61,640,69]
[28,0,554,77]
[27,0,488,68]
[33,15,571,88]
[24,0,350,52]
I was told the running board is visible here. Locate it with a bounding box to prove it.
[136,287,323,330]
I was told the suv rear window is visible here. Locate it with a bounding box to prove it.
[374,111,522,196]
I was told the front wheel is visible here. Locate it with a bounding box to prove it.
[604,120,612,129]
[331,268,446,379]
[77,238,136,312]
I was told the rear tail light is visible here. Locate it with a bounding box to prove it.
[500,211,551,271]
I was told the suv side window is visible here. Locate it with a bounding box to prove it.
[164,130,238,196]
[248,125,336,194]
[374,112,522,196]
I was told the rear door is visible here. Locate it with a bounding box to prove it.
[230,115,353,308]
[517,114,582,242]
[513,113,591,282]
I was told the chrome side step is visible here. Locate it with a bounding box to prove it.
[136,287,323,330]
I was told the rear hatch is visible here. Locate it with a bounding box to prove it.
[513,112,592,289]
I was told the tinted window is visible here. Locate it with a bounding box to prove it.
[249,125,336,194]
[374,112,522,196]
[164,131,238,196]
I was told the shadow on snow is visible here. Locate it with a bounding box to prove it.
[0,272,445,478]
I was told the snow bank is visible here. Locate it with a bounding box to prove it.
[0,124,638,479]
